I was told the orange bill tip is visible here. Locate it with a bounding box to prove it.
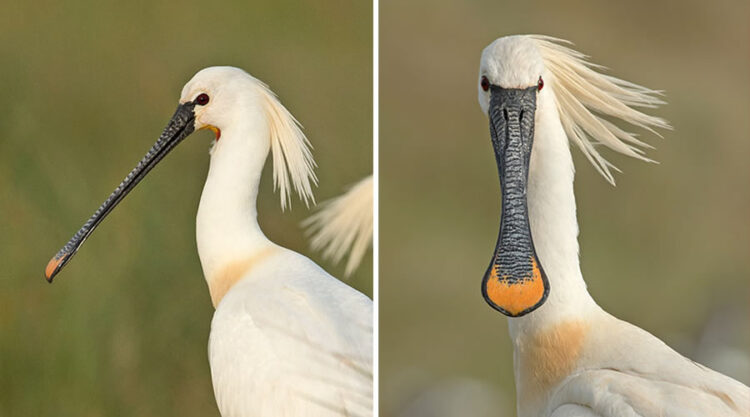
[483,256,548,316]
[44,255,65,282]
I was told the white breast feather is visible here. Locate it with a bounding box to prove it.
[208,249,372,417]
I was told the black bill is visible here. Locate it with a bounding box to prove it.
[481,85,549,317]
[45,102,196,282]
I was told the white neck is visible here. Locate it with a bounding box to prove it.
[196,116,274,285]
[508,93,597,338]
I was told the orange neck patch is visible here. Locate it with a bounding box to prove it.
[518,320,590,402]
[208,246,277,307]
[484,256,546,316]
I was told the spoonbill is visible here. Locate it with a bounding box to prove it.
[305,175,373,276]
[477,35,749,417]
[45,66,373,416]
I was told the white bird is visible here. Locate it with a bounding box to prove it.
[304,175,373,276]
[45,66,373,417]
[476,35,749,417]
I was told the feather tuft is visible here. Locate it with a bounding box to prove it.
[255,81,318,210]
[303,176,373,276]
[531,35,671,184]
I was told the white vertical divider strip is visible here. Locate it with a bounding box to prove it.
[372,0,380,414]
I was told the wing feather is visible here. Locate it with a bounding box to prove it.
[208,250,372,416]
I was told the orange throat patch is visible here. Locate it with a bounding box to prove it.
[201,124,221,140]
[484,257,546,316]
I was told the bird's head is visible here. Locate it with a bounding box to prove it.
[179,66,268,142]
[476,35,669,318]
[477,35,546,115]
[476,36,549,318]
[182,67,315,209]
[45,66,316,282]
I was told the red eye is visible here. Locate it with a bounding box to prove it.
[480,76,490,92]
[537,76,544,91]
[195,93,210,106]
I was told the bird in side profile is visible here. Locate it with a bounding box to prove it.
[305,175,373,276]
[476,35,749,417]
[45,66,373,417]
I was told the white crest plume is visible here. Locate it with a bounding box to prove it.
[304,176,373,276]
[256,80,318,210]
[532,35,671,184]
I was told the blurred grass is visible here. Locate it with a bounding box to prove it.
[380,0,749,415]
[0,1,371,416]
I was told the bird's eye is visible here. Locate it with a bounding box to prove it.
[195,93,210,106]
[537,76,544,91]
[481,76,490,92]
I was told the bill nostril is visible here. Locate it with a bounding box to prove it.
[519,110,525,122]
[503,108,509,122]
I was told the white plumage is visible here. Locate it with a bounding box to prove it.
[209,248,372,416]
[184,67,372,416]
[304,175,373,276]
[477,35,749,417]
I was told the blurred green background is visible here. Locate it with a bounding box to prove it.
[0,1,371,416]
[381,0,749,415]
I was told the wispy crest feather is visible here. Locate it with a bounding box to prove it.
[256,82,318,210]
[531,35,671,184]
[303,176,373,276]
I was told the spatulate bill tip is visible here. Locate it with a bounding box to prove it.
[44,253,68,283]
[482,256,550,317]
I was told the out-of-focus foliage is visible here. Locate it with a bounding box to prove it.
[380,0,749,415]
[0,1,371,416]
